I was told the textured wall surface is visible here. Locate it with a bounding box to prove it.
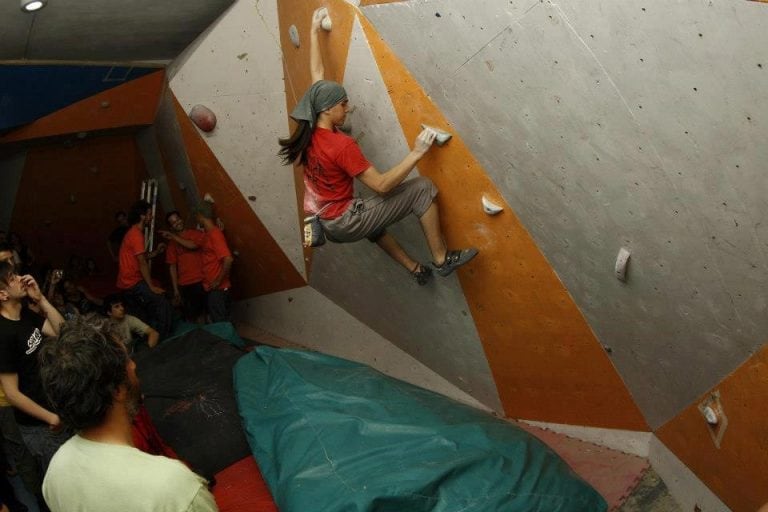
[361,12,646,429]
[152,91,203,214]
[657,344,768,512]
[169,0,305,275]
[363,0,768,429]
[0,69,164,278]
[172,94,306,298]
[10,135,148,273]
[263,0,646,428]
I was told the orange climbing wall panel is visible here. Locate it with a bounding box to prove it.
[656,344,768,512]
[359,0,406,5]
[172,94,306,299]
[10,135,148,275]
[277,0,356,274]
[0,70,165,144]
[360,16,647,430]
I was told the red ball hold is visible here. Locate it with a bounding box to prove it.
[189,104,217,132]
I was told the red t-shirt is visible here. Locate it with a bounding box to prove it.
[116,226,145,289]
[165,229,205,286]
[304,127,371,219]
[201,227,232,291]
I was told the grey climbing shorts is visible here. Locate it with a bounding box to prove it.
[321,176,438,243]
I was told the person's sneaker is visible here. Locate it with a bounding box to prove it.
[434,248,479,277]
[411,263,433,286]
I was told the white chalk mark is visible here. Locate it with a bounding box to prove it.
[254,0,281,49]
[440,0,541,89]
[549,2,637,121]
[253,0,297,104]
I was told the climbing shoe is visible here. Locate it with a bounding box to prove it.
[434,248,479,277]
[411,263,433,286]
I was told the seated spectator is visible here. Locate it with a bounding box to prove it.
[65,255,85,282]
[104,295,159,351]
[39,319,218,512]
[0,246,13,267]
[7,234,32,276]
[43,269,69,319]
[60,278,102,315]
[51,291,77,322]
[84,258,98,277]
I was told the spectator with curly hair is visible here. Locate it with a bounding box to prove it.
[39,318,217,512]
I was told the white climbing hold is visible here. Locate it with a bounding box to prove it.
[703,406,719,425]
[420,124,452,146]
[615,247,631,282]
[481,195,503,215]
[318,8,332,31]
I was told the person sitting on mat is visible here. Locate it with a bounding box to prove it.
[278,7,478,285]
[105,295,159,352]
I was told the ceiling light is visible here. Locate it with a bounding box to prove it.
[20,0,46,12]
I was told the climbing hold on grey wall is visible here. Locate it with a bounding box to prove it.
[420,124,452,146]
[614,247,631,282]
[189,105,217,132]
[481,195,503,215]
[288,25,300,47]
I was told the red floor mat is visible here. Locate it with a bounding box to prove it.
[517,423,649,510]
[132,404,181,460]
[213,456,278,512]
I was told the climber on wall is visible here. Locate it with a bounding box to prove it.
[278,7,478,285]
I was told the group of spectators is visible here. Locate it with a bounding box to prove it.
[0,197,232,511]
[114,199,234,346]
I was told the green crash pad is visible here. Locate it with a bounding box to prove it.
[164,321,247,348]
[234,347,607,512]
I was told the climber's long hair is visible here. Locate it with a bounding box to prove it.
[278,120,313,166]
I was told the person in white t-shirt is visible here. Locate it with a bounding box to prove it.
[38,318,217,512]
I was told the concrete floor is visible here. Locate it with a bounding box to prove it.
[619,468,682,512]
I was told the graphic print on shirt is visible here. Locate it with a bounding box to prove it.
[24,328,43,355]
[307,158,334,191]
[304,159,327,214]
